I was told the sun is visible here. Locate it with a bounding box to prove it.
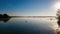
[54,2,60,9]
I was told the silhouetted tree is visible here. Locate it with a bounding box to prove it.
[0,14,11,18]
[0,14,11,23]
[3,14,9,18]
[56,9,60,28]
[0,14,3,18]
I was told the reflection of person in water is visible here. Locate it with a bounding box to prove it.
[56,9,60,28]
[0,14,11,22]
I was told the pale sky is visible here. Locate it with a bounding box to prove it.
[0,0,60,16]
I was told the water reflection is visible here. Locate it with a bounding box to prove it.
[25,20,27,23]
[0,18,57,34]
[56,20,60,34]
[0,18,11,22]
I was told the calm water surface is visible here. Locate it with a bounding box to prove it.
[0,18,58,34]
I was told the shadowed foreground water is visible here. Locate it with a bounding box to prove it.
[0,18,58,34]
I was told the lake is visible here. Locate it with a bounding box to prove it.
[0,18,59,34]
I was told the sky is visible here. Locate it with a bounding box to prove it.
[0,0,60,16]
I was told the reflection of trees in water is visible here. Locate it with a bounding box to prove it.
[0,18,11,22]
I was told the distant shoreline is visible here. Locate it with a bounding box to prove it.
[11,16,56,18]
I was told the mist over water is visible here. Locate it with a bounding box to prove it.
[0,17,58,34]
